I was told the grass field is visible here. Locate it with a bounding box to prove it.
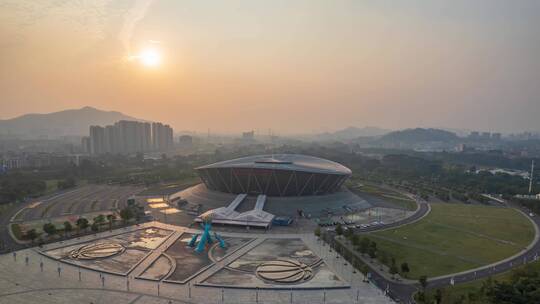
[0,203,13,216]
[350,182,417,211]
[369,204,535,279]
[45,179,59,193]
[425,260,540,304]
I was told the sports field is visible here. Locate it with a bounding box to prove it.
[370,203,535,279]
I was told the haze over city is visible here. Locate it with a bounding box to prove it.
[1,0,539,134]
[3,2,540,304]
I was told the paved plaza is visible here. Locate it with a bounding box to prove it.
[0,222,394,304]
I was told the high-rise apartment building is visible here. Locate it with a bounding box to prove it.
[81,136,91,154]
[89,125,105,155]
[152,122,174,151]
[87,121,173,155]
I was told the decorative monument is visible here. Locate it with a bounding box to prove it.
[188,214,226,253]
[69,242,125,260]
[256,259,313,284]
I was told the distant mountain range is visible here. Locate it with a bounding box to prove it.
[314,126,391,141]
[0,107,142,139]
[377,128,459,143]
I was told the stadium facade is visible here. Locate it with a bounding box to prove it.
[196,154,352,197]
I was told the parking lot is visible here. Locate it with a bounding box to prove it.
[12,184,144,223]
[316,207,415,231]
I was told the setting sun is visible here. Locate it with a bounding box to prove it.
[138,48,162,67]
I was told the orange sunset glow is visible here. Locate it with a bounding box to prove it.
[1,1,539,134]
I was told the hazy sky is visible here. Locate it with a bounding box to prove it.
[1,0,539,134]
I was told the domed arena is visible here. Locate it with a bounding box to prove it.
[196,154,352,197]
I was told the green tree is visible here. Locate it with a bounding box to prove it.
[335,224,343,236]
[43,223,57,237]
[93,214,105,231]
[419,275,428,291]
[120,207,134,224]
[485,275,540,304]
[91,222,99,232]
[314,226,321,237]
[368,241,377,259]
[379,250,388,265]
[361,265,370,282]
[106,214,116,231]
[351,234,360,246]
[359,237,370,254]
[401,262,410,277]
[57,178,76,190]
[434,289,443,304]
[344,227,354,239]
[94,214,106,224]
[416,291,426,304]
[76,217,89,233]
[26,229,38,243]
[389,258,399,279]
[63,221,72,237]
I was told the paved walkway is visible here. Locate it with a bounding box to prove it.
[132,230,183,277]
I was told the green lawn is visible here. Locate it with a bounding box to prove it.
[350,182,417,211]
[45,179,59,193]
[10,223,24,240]
[0,203,13,215]
[370,204,535,279]
[378,194,417,211]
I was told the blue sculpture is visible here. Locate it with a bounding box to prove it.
[188,214,226,253]
[214,232,226,249]
[188,234,199,247]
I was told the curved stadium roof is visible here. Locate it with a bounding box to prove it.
[196,154,352,175]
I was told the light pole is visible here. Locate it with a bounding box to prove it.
[290,289,293,304]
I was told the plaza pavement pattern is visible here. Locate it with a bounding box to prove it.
[0,222,394,304]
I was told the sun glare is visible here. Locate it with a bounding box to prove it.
[138,48,162,67]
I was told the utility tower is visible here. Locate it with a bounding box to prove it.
[530,160,535,194]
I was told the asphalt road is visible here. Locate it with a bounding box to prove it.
[356,202,429,233]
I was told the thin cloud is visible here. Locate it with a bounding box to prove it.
[118,0,155,56]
